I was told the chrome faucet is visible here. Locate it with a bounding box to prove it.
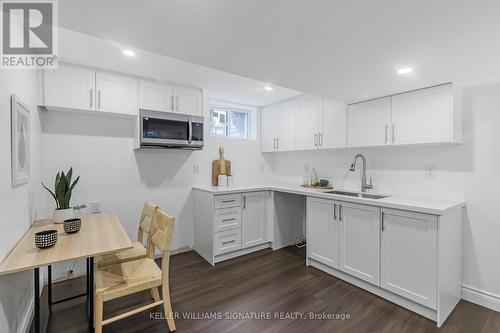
[350,154,373,192]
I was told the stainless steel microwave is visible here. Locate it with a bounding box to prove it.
[139,109,204,150]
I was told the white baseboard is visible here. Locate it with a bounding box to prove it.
[462,284,500,312]
[18,271,44,333]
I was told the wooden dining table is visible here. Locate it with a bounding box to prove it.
[0,213,133,333]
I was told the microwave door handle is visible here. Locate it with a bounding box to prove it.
[188,119,192,144]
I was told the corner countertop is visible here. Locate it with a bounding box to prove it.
[192,184,465,215]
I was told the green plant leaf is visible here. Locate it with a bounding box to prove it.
[42,182,59,209]
[66,168,73,187]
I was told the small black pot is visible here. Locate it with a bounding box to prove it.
[35,230,58,249]
[64,218,82,234]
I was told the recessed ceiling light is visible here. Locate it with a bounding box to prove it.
[122,49,136,57]
[264,85,274,91]
[397,67,413,75]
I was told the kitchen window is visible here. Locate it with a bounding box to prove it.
[210,104,250,139]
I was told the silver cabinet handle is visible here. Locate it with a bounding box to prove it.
[243,196,246,209]
[222,240,236,245]
[276,138,279,150]
[314,133,318,146]
[176,95,179,111]
[221,200,235,203]
[273,138,276,150]
[339,204,343,221]
[392,123,396,143]
[381,211,385,231]
[89,89,93,109]
[222,218,236,222]
[97,89,101,109]
[333,204,337,220]
[385,125,388,144]
[170,95,174,111]
[319,133,323,146]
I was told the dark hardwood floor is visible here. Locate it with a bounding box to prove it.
[31,247,500,333]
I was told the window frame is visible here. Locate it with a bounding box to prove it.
[210,103,252,140]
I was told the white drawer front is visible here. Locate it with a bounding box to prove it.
[214,207,242,232]
[214,194,242,209]
[214,229,242,255]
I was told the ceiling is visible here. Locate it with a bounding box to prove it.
[59,0,500,103]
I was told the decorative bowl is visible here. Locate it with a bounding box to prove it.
[63,218,81,234]
[35,230,58,249]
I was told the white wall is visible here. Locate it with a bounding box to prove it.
[0,70,42,332]
[41,95,270,279]
[265,81,500,306]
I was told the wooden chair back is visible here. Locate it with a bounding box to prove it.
[137,201,159,245]
[147,209,175,259]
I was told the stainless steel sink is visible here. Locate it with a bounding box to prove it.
[324,190,389,200]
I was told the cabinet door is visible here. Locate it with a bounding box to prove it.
[95,72,138,116]
[307,197,339,268]
[338,202,380,285]
[321,98,347,148]
[275,99,296,151]
[296,95,320,150]
[392,84,452,145]
[348,97,391,147]
[261,105,277,152]
[241,192,267,248]
[174,85,202,116]
[381,208,437,309]
[139,79,173,112]
[44,64,95,111]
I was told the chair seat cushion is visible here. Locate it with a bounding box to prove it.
[95,241,147,269]
[95,258,162,301]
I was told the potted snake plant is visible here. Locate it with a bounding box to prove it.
[42,168,80,223]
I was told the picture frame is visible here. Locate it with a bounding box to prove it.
[11,94,30,186]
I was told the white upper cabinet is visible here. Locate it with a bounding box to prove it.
[392,84,453,145]
[348,97,392,147]
[296,94,321,150]
[261,99,296,152]
[347,83,462,147]
[307,197,339,268]
[173,85,202,116]
[381,208,438,309]
[95,72,138,116]
[43,64,96,111]
[275,99,296,151]
[261,104,278,152]
[241,192,268,248]
[261,94,347,153]
[139,80,174,112]
[321,98,347,148]
[338,202,380,285]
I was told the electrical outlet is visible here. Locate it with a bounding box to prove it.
[425,166,436,179]
[91,201,101,214]
[192,164,200,175]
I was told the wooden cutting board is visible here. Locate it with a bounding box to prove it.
[301,184,333,189]
[212,147,232,186]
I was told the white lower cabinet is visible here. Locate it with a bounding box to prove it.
[380,208,438,309]
[194,190,271,265]
[242,192,268,248]
[338,202,380,285]
[306,197,339,268]
[306,197,462,327]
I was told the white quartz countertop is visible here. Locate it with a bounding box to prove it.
[192,184,465,215]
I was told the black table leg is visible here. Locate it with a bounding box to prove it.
[88,257,94,333]
[34,268,40,333]
[86,258,90,307]
[47,265,52,312]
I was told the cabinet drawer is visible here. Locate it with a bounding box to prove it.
[214,194,242,209]
[214,229,242,255]
[214,207,241,232]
